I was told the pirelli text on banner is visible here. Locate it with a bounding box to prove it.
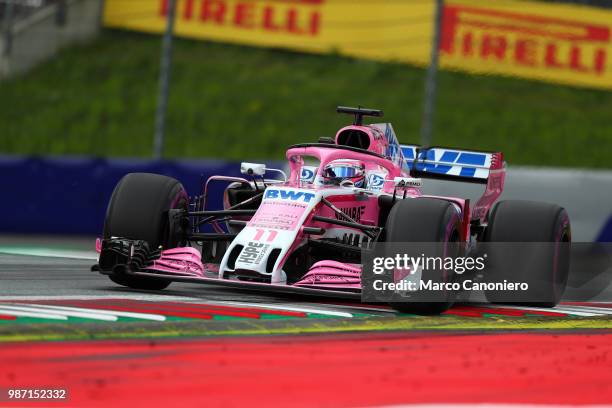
[103,0,612,90]
[440,1,612,89]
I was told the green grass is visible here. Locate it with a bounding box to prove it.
[1,29,611,168]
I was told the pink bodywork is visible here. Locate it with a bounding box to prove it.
[472,153,505,224]
[286,123,411,195]
[95,239,205,277]
[294,261,361,289]
[148,247,205,277]
[99,121,505,293]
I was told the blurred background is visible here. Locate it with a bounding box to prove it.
[0,0,611,242]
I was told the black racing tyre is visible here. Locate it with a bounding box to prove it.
[104,173,189,290]
[483,200,571,307]
[384,198,461,315]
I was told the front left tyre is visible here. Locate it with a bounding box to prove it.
[383,198,461,315]
[103,172,188,290]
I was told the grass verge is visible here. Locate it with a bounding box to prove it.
[1,29,611,168]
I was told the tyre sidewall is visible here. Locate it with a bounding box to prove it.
[484,200,571,306]
[384,198,461,314]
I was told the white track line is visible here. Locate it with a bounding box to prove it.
[490,305,601,317]
[14,304,167,322]
[0,248,98,260]
[571,305,612,314]
[315,303,397,314]
[552,305,612,316]
[1,297,355,318]
[6,304,118,321]
[219,301,354,318]
[0,295,200,302]
[0,305,117,321]
[544,307,602,317]
[0,306,68,320]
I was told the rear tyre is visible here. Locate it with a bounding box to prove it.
[384,198,461,315]
[483,200,571,307]
[104,173,189,290]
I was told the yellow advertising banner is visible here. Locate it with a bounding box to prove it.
[103,0,612,90]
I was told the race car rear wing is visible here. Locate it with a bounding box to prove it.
[400,145,504,185]
[400,145,506,224]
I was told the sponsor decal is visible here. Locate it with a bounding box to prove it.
[249,201,306,230]
[160,0,323,36]
[265,189,316,203]
[335,206,365,223]
[405,179,422,187]
[441,5,610,77]
[300,167,316,183]
[373,123,406,170]
[383,124,400,162]
[394,177,423,188]
[237,241,269,265]
[368,174,385,191]
[401,145,417,161]
[411,148,490,179]
[299,274,356,284]
[105,0,612,89]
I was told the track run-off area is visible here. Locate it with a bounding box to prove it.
[1,243,611,407]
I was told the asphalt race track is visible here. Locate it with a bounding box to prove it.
[1,241,612,407]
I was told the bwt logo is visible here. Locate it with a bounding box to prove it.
[265,189,316,203]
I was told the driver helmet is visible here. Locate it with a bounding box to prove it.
[322,159,366,188]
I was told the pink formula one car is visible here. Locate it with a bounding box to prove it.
[94,106,571,314]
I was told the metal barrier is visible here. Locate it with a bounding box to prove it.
[1,0,101,78]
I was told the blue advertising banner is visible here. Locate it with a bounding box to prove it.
[0,156,280,235]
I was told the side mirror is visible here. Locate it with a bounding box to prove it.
[240,162,266,176]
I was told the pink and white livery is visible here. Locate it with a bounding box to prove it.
[94,106,571,314]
